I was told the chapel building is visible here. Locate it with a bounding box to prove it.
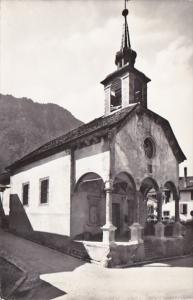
[6,3,187,266]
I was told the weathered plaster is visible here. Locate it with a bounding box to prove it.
[114,113,179,189]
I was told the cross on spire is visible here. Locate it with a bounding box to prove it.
[124,0,129,10]
[115,0,137,69]
[122,0,131,49]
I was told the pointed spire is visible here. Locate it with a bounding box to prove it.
[115,0,137,69]
[121,4,131,49]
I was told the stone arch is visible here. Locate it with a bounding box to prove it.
[162,181,179,224]
[112,172,136,238]
[140,177,159,227]
[75,172,104,193]
[140,177,159,197]
[113,171,136,192]
[164,181,178,200]
[72,172,105,241]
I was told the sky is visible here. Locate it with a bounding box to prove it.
[0,0,193,176]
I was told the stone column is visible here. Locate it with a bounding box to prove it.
[173,194,183,238]
[101,180,116,244]
[129,191,143,243]
[175,196,180,222]
[155,189,165,238]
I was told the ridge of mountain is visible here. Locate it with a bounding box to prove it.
[0,94,83,173]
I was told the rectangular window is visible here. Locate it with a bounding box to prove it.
[163,211,170,216]
[22,183,29,206]
[191,191,193,200]
[147,164,152,173]
[40,178,49,204]
[180,203,187,215]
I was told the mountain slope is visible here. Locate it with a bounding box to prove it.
[0,94,83,173]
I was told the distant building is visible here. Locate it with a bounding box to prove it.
[162,168,193,222]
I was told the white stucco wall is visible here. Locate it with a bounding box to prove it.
[75,141,110,183]
[10,151,71,236]
[180,190,192,202]
[162,198,193,222]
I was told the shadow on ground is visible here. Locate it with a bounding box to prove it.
[134,256,193,269]
[0,194,89,299]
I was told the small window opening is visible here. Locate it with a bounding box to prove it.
[134,78,143,102]
[110,79,122,112]
[22,183,29,206]
[180,203,187,215]
[163,211,170,216]
[40,178,49,204]
[147,164,152,173]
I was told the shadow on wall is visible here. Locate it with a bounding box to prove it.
[9,194,33,233]
[8,194,91,261]
[1,194,90,299]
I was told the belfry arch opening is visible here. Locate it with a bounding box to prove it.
[110,78,122,112]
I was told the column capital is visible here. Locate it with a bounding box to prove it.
[135,178,141,190]
[104,179,114,191]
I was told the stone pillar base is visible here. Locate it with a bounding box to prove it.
[155,222,165,238]
[129,222,144,243]
[173,221,184,238]
[101,223,116,244]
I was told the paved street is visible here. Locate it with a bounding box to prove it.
[42,257,193,300]
[0,230,193,300]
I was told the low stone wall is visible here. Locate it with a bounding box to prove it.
[8,222,193,269]
[145,236,184,258]
[109,242,145,267]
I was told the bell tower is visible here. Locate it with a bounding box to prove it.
[101,0,151,116]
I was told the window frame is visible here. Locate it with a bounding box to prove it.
[163,211,170,217]
[180,203,187,215]
[39,177,49,205]
[22,182,30,206]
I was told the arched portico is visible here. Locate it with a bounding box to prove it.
[163,181,178,221]
[112,172,136,240]
[140,177,159,197]
[71,172,105,240]
[163,181,183,237]
[140,177,159,225]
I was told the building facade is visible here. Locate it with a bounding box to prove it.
[162,169,193,222]
[5,3,188,266]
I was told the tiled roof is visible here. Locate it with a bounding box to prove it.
[7,104,137,170]
[7,104,186,171]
